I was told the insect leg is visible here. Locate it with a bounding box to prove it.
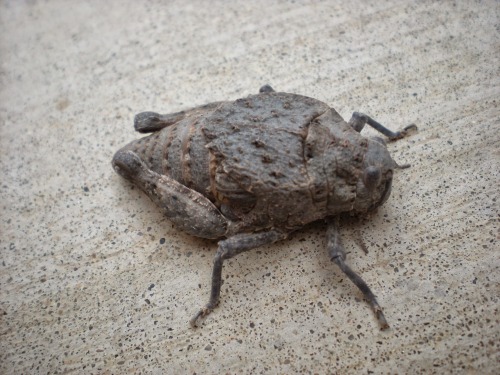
[259,84,275,93]
[326,217,389,330]
[190,230,287,327]
[348,112,417,140]
[134,111,187,133]
[112,150,228,239]
[134,101,224,133]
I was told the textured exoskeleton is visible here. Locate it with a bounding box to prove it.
[112,85,416,329]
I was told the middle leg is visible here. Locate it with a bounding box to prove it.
[190,230,287,327]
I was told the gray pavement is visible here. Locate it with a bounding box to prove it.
[1,1,498,373]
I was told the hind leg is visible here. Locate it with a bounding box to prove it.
[112,150,228,239]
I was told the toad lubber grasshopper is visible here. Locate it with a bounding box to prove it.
[112,85,416,329]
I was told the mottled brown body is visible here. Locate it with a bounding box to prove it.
[112,85,416,329]
[116,90,396,236]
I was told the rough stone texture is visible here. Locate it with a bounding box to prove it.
[0,1,498,373]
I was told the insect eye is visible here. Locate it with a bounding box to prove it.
[363,166,381,190]
[378,171,394,206]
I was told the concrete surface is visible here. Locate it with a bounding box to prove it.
[1,0,498,373]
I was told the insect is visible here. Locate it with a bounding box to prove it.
[112,85,416,329]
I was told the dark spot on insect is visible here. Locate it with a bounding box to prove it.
[261,155,272,163]
[159,238,165,244]
[305,145,314,159]
[270,170,284,178]
[235,98,246,106]
[252,139,265,148]
[172,195,178,201]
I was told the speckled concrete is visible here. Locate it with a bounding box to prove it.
[1,1,498,374]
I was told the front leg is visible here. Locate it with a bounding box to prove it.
[190,230,287,327]
[326,217,389,330]
[112,150,228,239]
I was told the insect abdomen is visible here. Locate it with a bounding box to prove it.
[162,119,213,199]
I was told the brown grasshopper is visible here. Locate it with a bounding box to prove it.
[112,85,416,329]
